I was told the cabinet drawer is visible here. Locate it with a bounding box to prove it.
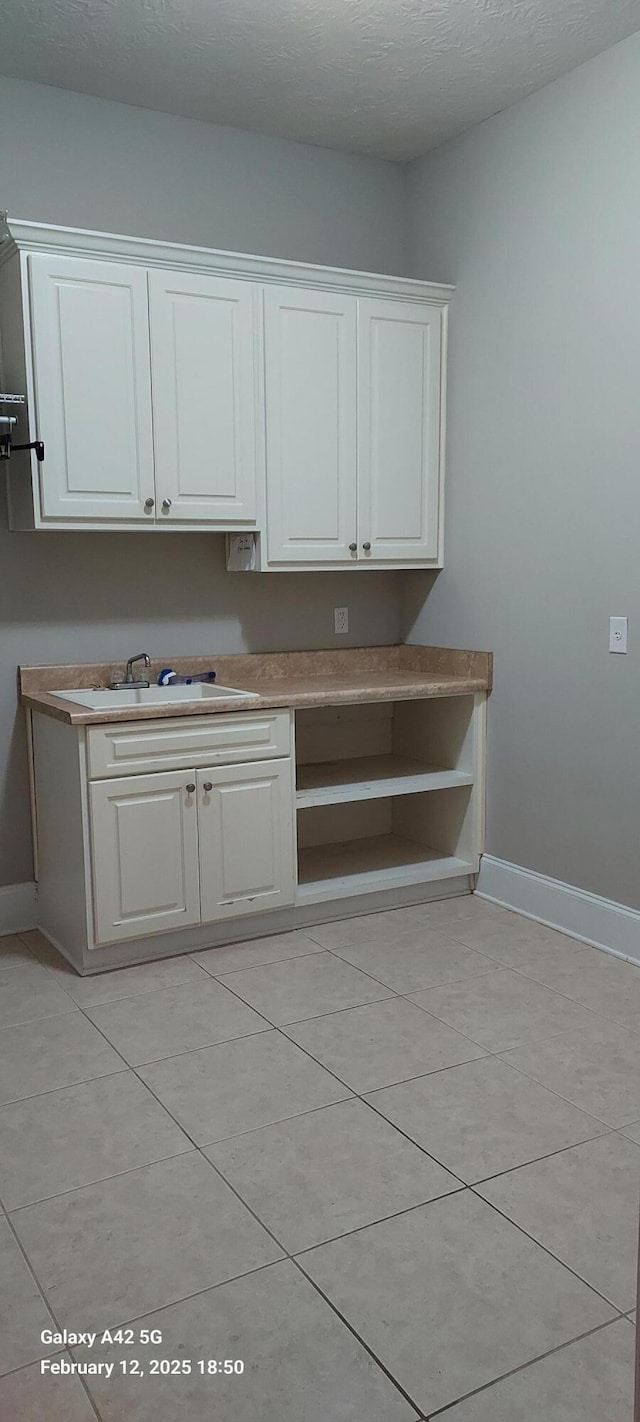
[87,711,291,779]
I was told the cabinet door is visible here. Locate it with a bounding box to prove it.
[28,254,155,522]
[264,286,357,563]
[89,771,200,944]
[197,759,295,921]
[358,299,443,563]
[148,271,259,524]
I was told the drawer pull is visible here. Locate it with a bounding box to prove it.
[203,781,213,792]
[185,782,196,794]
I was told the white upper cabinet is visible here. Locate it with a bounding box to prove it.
[148,271,259,525]
[28,254,155,523]
[263,286,358,564]
[261,289,446,569]
[1,218,451,554]
[357,299,443,564]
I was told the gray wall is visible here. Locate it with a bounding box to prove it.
[0,78,407,888]
[0,78,407,271]
[403,31,640,910]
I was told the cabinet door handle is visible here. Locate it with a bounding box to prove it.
[349,543,357,553]
[162,498,172,511]
[362,542,371,552]
[185,783,196,794]
[144,497,155,510]
[203,781,213,792]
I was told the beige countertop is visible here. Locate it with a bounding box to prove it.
[19,645,492,726]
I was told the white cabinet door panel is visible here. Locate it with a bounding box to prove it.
[358,299,443,562]
[198,759,295,921]
[28,254,155,521]
[264,286,357,563]
[148,271,259,524]
[90,771,200,944]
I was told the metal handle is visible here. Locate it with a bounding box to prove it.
[185,783,196,794]
[362,542,371,552]
[144,497,154,510]
[162,498,172,511]
[203,781,213,793]
[349,543,357,553]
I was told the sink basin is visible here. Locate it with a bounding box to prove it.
[52,684,259,710]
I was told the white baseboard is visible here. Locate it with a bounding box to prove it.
[0,881,38,935]
[477,856,640,965]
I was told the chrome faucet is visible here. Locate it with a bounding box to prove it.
[109,653,151,691]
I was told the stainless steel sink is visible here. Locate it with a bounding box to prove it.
[52,684,259,710]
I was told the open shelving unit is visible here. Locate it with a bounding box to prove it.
[294,697,485,906]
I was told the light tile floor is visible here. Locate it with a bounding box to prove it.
[0,895,638,1420]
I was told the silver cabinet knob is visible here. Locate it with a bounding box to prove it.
[185,783,196,794]
[144,497,154,510]
[203,781,213,792]
[349,543,357,553]
[162,498,172,511]
[362,542,371,552]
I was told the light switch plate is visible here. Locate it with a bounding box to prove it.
[609,616,628,653]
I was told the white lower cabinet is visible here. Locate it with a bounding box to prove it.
[88,752,295,944]
[197,759,295,921]
[89,770,201,945]
[31,693,484,973]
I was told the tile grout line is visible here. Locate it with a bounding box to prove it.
[295,906,640,1036]
[5,1147,197,1217]
[424,1313,632,1418]
[290,1251,426,1417]
[320,939,500,993]
[483,1046,640,1130]
[464,1126,619,1191]
[0,1064,130,1111]
[466,1185,632,1315]
[398,986,640,1058]
[190,940,323,976]
[279,991,628,1139]
[2,1209,103,1419]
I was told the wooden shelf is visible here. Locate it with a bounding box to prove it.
[296,833,475,905]
[296,755,473,808]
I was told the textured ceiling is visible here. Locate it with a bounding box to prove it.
[1,0,639,161]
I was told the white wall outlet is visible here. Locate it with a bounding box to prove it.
[334,606,349,635]
[609,616,628,653]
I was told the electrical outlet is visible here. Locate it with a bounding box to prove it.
[609,616,628,654]
[334,607,349,635]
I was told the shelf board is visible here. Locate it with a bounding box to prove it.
[296,833,475,905]
[296,755,473,808]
